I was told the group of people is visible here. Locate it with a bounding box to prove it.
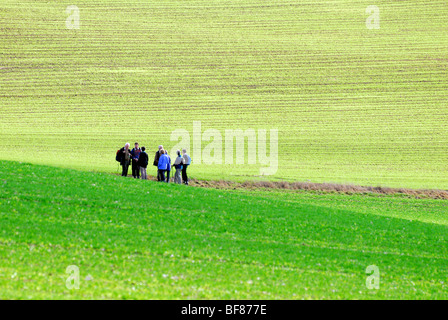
[116,142,191,185]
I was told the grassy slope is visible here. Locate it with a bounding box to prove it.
[1,160,448,299]
[1,0,447,189]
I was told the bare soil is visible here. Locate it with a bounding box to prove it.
[114,173,448,200]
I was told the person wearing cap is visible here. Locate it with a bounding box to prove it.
[153,145,163,181]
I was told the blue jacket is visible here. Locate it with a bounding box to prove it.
[166,155,171,171]
[158,154,169,170]
[130,148,141,161]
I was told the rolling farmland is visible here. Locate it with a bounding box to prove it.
[2,160,448,299]
[1,0,448,301]
[0,0,447,189]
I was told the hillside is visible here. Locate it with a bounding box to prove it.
[1,160,448,299]
[1,0,447,189]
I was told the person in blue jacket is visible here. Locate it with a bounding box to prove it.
[157,149,169,182]
[130,142,141,179]
[166,151,171,183]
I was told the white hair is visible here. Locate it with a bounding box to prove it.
[125,143,130,148]
[158,145,163,150]
[182,148,187,154]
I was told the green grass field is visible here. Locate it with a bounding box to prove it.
[1,0,447,189]
[1,0,448,301]
[1,160,448,299]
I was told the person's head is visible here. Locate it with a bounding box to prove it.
[158,145,163,151]
[135,142,139,149]
[141,147,146,152]
[125,143,130,150]
[161,149,165,154]
[182,148,187,154]
[177,149,181,156]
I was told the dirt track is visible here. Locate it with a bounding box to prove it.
[115,173,448,200]
[191,179,448,200]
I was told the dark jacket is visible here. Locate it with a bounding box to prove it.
[138,151,149,169]
[153,150,161,166]
[119,147,132,166]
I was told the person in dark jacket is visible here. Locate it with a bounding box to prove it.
[119,143,132,177]
[157,149,169,182]
[182,148,191,185]
[138,146,149,180]
[153,145,163,181]
[130,142,141,179]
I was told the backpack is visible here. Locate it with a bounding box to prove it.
[115,149,122,162]
[174,156,184,170]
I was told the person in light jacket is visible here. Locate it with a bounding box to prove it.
[172,150,185,184]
